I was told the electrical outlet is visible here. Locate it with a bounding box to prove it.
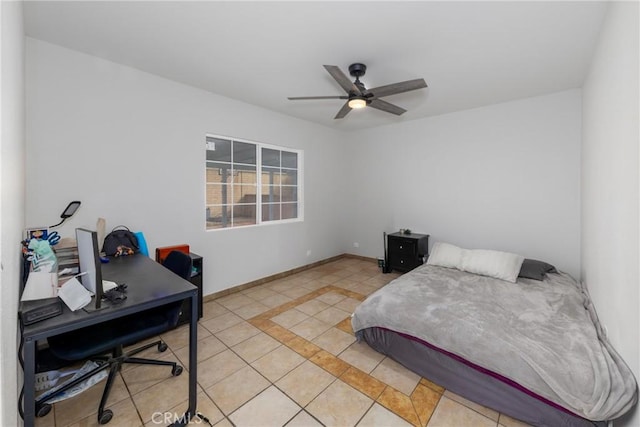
[306,249,311,257]
[353,242,359,248]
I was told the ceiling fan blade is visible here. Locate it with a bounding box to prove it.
[288,96,348,100]
[369,99,407,116]
[369,78,427,98]
[324,65,361,95]
[334,101,352,119]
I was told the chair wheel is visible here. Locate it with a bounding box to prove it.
[37,403,51,418]
[158,342,168,352]
[98,409,113,424]
[172,365,183,376]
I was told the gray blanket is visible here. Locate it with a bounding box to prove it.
[351,264,637,420]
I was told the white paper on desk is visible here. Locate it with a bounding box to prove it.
[102,280,118,292]
[57,278,92,311]
[21,272,58,301]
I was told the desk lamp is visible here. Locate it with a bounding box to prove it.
[49,201,81,229]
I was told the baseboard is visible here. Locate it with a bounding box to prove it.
[342,253,377,262]
[203,253,376,302]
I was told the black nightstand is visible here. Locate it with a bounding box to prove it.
[386,232,429,273]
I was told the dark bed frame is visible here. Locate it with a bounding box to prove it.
[360,327,606,427]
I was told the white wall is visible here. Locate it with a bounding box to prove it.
[581,2,639,426]
[25,38,348,295]
[346,90,582,277]
[0,1,25,426]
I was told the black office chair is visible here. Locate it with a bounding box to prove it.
[36,252,191,424]
[162,250,193,281]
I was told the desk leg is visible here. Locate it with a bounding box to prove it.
[188,292,197,418]
[23,337,36,427]
[173,293,198,426]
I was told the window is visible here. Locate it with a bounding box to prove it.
[205,135,302,230]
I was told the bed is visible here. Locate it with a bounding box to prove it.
[351,244,638,427]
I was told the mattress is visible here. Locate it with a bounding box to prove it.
[351,264,637,423]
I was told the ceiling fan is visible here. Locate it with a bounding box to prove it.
[288,63,427,119]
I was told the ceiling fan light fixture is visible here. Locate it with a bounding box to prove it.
[348,97,367,109]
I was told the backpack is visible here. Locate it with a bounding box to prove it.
[102,226,140,256]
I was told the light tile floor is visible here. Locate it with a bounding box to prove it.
[35,257,533,427]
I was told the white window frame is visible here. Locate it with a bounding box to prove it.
[205,134,304,231]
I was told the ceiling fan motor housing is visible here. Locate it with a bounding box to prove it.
[348,63,367,78]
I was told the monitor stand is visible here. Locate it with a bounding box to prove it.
[83,297,108,312]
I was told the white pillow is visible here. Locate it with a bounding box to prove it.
[426,242,465,269]
[460,249,524,283]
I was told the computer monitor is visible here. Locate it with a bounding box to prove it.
[75,228,104,311]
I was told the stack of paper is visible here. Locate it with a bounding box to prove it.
[55,246,79,273]
[57,278,92,311]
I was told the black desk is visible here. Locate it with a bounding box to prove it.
[20,255,198,427]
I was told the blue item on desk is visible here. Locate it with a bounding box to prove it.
[134,231,149,257]
[100,257,109,263]
[46,232,60,246]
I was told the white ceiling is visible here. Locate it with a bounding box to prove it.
[24,1,607,132]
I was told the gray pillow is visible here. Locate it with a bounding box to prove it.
[518,259,557,281]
